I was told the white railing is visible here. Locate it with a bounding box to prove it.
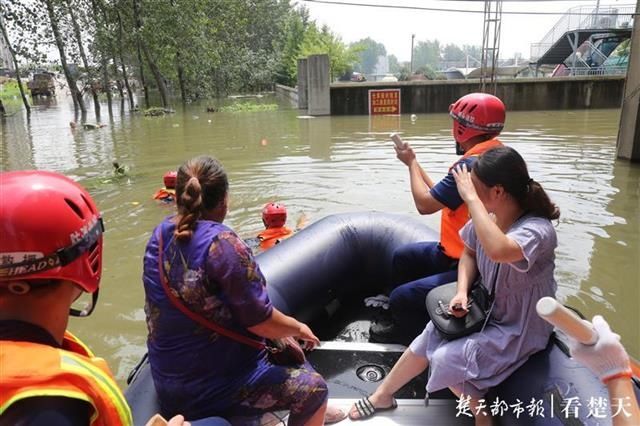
[565,65,628,76]
[530,5,635,60]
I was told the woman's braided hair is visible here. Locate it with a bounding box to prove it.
[174,156,228,241]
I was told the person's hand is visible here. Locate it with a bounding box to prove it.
[145,414,191,426]
[167,415,190,426]
[451,163,479,204]
[394,143,415,166]
[448,292,469,318]
[568,315,631,383]
[296,323,320,350]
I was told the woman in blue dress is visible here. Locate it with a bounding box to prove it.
[349,146,560,425]
[143,156,342,425]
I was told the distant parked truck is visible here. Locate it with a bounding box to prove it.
[27,72,56,96]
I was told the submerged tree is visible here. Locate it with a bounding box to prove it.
[43,0,86,112]
[63,0,100,115]
[0,12,30,114]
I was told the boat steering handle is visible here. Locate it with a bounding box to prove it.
[536,297,598,345]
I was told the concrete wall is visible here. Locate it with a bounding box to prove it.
[330,76,626,115]
[275,83,298,107]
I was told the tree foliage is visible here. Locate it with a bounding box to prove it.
[298,23,360,82]
[351,37,386,74]
[413,39,441,70]
[2,1,494,110]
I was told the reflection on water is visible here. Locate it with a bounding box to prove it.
[1,97,638,383]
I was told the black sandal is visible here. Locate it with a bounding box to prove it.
[349,396,398,421]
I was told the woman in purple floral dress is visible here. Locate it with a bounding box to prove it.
[143,156,340,425]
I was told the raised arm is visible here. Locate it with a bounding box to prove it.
[395,144,444,215]
[452,164,524,263]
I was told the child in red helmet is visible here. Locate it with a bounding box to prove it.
[256,202,308,251]
[154,171,178,203]
[257,203,292,250]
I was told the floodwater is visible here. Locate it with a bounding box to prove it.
[1,95,639,385]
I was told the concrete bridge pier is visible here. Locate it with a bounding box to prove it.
[616,2,640,161]
[306,54,330,116]
[297,58,308,110]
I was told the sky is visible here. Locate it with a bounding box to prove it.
[300,0,635,60]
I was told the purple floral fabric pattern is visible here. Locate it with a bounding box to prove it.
[143,218,327,422]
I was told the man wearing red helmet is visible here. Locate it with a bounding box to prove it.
[0,171,134,425]
[370,93,505,345]
[0,171,189,426]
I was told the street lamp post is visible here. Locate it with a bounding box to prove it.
[410,34,415,74]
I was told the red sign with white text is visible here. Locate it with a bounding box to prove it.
[368,89,401,115]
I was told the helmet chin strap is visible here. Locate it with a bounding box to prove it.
[70,290,99,317]
[456,142,465,155]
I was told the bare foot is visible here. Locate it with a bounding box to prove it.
[324,405,347,424]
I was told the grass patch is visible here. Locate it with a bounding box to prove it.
[219,102,278,113]
[0,79,27,100]
[0,79,29,112]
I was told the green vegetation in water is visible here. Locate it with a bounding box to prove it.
[219,103,278,113]
[0,79,28,111]
[143,107,176,117]
[0,80,26,99]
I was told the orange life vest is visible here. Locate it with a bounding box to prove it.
[0,331,133,425]
[153,187,175,201]
[257,226,294,250]
[439,138,503,259]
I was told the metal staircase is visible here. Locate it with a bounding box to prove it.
[530,4,634,66]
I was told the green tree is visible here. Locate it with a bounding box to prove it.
[442,44,465,62]
[275,7,309,86]
[0,9,32,113]
[413,39,441,70]
[388,54,400,74]
[415,65,437,79]
[351,37,386,74]
[299,23,360,82]
[43,0,86,112]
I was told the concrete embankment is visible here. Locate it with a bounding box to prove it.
[330,76,624,115]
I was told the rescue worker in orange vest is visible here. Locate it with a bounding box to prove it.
[370,93,505,345]
[154,171,178,203]
[253,203,307,252]
[0,171,189,426]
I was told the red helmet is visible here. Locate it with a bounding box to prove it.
[262,203,287,228]
[0,171,104,294]
[449,93,505,144]
[163,171,177,189]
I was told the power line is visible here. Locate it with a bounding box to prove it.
[301,0,638,16]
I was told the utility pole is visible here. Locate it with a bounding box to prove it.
[410,34,415,74]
